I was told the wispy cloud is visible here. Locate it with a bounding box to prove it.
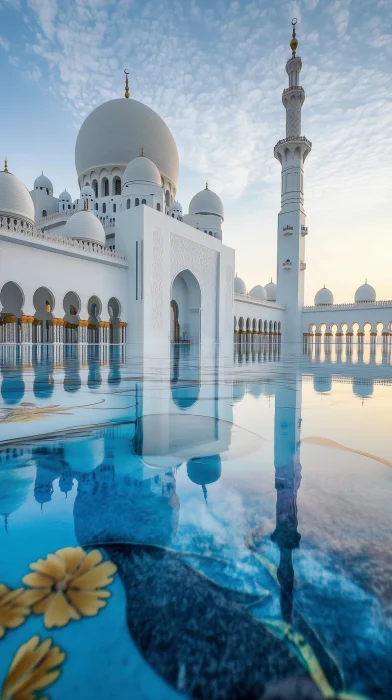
[0,35,10,51]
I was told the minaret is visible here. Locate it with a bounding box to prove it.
[275,19,312,343]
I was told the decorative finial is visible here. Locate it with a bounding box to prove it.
[4,158,9,173]
[140,146,144,156]
[124,68,130,99]
[83,199,88,211]
[206,181,209,190]
[290,18,298,57]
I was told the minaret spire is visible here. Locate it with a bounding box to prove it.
[124,69,130,99]
[274,20,312,343]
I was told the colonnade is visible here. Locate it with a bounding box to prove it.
[0,316,127,345]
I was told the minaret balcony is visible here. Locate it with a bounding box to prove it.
[274,135,312,163]
[300,261,306,271]
[301,225,308,236]
[282,85,304,95]
[283,225,294,236]
[282,259,292,270]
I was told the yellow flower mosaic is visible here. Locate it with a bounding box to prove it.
[1,634,65,699]
[0,585,31,639]
[22,547,117,629]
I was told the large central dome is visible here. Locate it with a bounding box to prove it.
[75,98,179,189]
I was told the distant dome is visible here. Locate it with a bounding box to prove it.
[168,200,183,215]
[123,155,161,187]
[75,98,179,189]
[315,286,334,306]
[355,282,376,303]
[34,173,53,191]
[249,285,267,300]
[80,185,95,199]
[265,280,277,302]
[234,275,246,294]
[0,166,35,223]
[188,185,224,220]
[64,210,105,246]
[59,190,71,202]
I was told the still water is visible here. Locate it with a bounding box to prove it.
[0,342,391,699]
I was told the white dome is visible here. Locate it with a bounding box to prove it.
[75,98,179,189]
[123,155,161,187]
[64,210,105,246]
[249,285,267,300]
[80,185,95,199]
[355,282,376,303]
[315,286,334,306]
[0,168,35,223]
[265,280,277,302]
[59,190,71,202]
[234,275,246,294]
[34,173,53,191]
[189,185,224,220]
[168,200,183,214]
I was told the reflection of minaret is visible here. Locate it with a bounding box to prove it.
[272,372,302,622]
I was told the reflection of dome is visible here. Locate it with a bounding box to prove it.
[315,286,334,306]
[249,285,267,300]
[353,379,374,400]
[265,280,277,302]
[232,382,246,403]
[355,282,376,304]
[0,463,35,525]
[34,173,53,191]
[0,167,35,223]
[188,185,224,220]
[313,376,332,394]
[234,275,246,295]
[64,210,105,246]
[187,455,221,486]
[123,155,161,186]
[75,98,179,189]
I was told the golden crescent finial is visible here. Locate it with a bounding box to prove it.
[290,18,298,57]
[206,181,209,190]
[4,158,9,173]
[124,68,130,99]
[141,146,144,156]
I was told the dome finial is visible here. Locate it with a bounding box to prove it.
[124,68,130,99]
[205,181,209,190]
[140,146,144,156]
[3,157,9,173]
[290,18,298,57]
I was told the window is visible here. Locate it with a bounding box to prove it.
[172,213,174,217]
[68,204,71,210]
[46,188,49,195]
[113,203,116,213]
[103,203,106,214]
[114,178,121,195]
[62,204,64,211]
[141,198,146,205]
[127,199,130,210]
[42,210,47,218]
[135,198,139,207]
[156,203,161,211]
[95,203,98,211]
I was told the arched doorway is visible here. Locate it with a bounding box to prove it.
[108,297,121,343]
[33,286,55,343]
[170,270,201,344]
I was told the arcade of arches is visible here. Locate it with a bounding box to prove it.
[234,316,282,342]
[0,282,127,344]
[304,321,392,341]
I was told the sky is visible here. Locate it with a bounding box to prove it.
[0,0,391,304]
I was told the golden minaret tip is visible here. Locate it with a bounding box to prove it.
[206,181,209,190]
[4,158,9,173]
[124,68,130,99]
[290,18,298,57]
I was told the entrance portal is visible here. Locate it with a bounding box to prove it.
[170,270,201,344]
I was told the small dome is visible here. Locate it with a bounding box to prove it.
[80,185,95,199]
[188,184,224,220]
[64,210,105,246]
[168,200,183,215]
[355,282,376,303]
[265,280,277,302]
[315,286,334,306]
[123,155,161,187]
[0,166,35,223]
[249,285,267,300]
[34,173,53,191]
[59,190,71,202]
[234,275,246,294]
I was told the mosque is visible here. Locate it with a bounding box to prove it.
[0,21,391,348]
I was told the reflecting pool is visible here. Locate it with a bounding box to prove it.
[1,341,392,699]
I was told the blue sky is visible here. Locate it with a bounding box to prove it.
[0,0,391,303]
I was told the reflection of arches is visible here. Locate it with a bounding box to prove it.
[0,281,24,318]
[171,270,201,344]
[171,345,200,409]
[171,300,180,343]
